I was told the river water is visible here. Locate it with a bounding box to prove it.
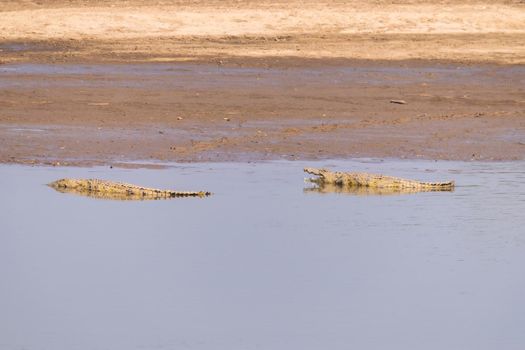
[1,159,524,350]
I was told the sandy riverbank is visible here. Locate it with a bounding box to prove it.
[1,0,525,64]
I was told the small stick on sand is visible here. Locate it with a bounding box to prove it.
[390,99,407,105]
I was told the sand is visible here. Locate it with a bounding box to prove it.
[1,0,525,64]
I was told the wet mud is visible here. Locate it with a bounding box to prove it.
[1,62,524,165]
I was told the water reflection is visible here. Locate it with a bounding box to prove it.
[304,182,455,195]
[49,185,177,201]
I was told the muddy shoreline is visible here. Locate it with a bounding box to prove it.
[1,60,524,167]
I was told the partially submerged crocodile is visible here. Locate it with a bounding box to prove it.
[304,167,454,193]
[49,178,211,200]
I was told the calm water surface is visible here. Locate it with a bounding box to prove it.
[1,63,522,89]
[1,159,524,350]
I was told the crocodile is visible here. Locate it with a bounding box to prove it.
[304,167,454,193]
[48,178,211,200]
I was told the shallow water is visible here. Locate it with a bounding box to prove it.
[1,159,525,350]
[0,63,522,89]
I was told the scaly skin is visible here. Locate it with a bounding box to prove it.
[49,178,211,200]
[304,168,454,192]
